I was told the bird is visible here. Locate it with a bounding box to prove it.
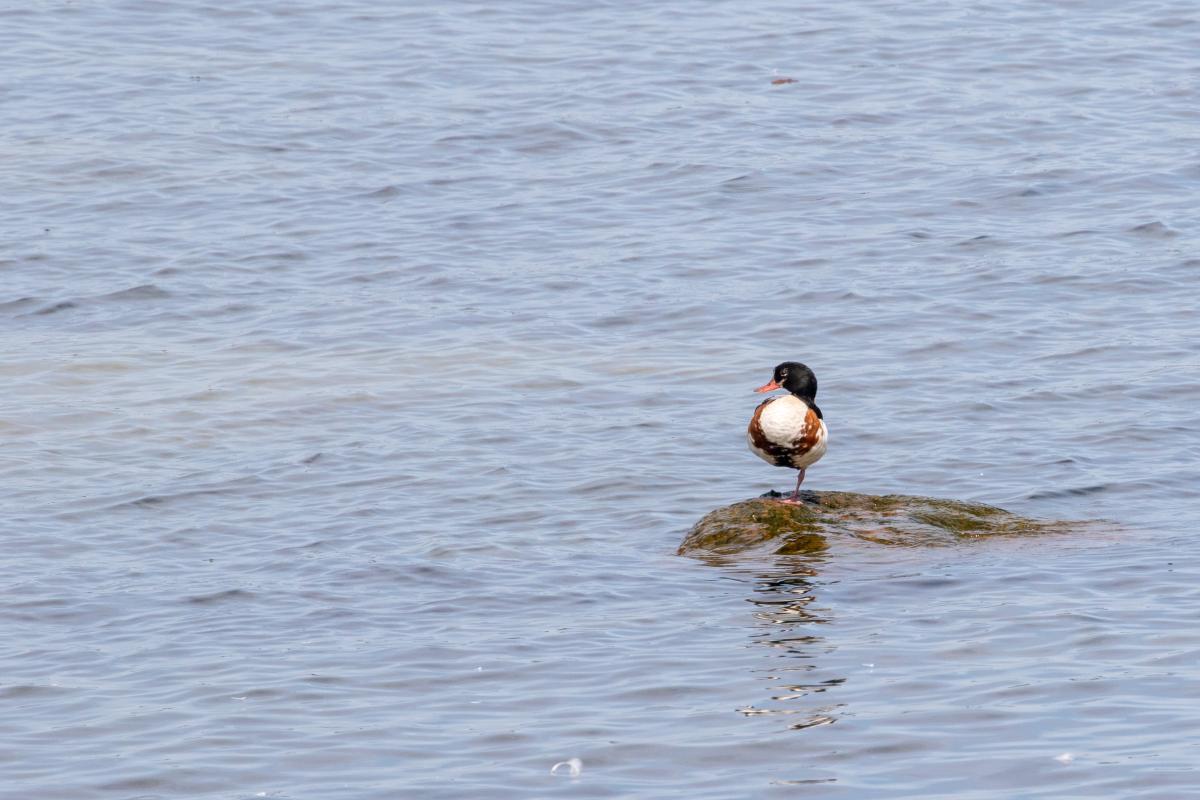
[747,361,828,503]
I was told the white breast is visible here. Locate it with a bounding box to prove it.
[756,396,802,442]
[752,395,828,469]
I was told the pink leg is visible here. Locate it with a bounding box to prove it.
[779,468,806,504]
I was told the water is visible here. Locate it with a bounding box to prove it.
[2,0,1199,796]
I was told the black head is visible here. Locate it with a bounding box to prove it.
[754,361,821,416]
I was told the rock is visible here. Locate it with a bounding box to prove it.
[678,490,1089,557]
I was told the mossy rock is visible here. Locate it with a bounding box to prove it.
[678,490,1087,557]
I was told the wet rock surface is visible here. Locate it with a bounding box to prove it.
[678,490,1091,557]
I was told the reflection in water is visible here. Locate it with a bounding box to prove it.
[681,493,1101,739]
[730,559,847,731]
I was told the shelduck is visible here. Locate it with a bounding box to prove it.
[747,361,828,503]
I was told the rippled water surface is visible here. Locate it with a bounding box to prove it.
[3,0,1200,797]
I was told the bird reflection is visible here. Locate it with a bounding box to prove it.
[723,558,846,731]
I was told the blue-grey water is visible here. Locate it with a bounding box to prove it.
[3,1,1199,797]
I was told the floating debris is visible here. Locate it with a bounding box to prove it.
[551,757,582,777]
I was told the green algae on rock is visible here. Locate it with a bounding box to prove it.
[678,490,1085,557]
